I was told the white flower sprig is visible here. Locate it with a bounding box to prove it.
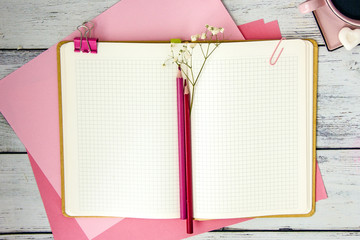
[163,25,224,112]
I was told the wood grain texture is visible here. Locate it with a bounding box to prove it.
[0,50,43,79]
[2,232,360,240]
[225,150,360,230]
[1,151,359,234]
[0,155,49,233]
[223,0,324,44]
[188,231,360,240]
[0,0,119,49]
[1,48,360,149]
[1,0,360,239]
[0,0,323,49]
[0,114,25,152]
[316,48,360,148]
[0,235,53,240]
[0,50,43,152]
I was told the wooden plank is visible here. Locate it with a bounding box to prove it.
[1,47,360,150]
[0,50,43,152]
[0,1,358,240]
[0,0,323,48]
[223,0,324,44]
[2,232,360,240]
[316,48,360,148]
[0,50,43,79]
[188,231,360,240]
[224,150,360,230]
[0,154,50,232]
[0,114,25,152]
[0,150,359,233]
[0,0,119,49]
[0,235,53,240]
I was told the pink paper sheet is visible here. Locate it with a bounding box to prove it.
[0,0,327,237]
[29,150,327,240]
[28,152,250,240]
[0,0,244,198]
[238,19,282,40]
[0,0,244,238]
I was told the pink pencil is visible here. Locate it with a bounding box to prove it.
[176,66,186,219]
[184,80,193,234]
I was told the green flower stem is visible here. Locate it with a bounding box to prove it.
[190,85,195,114]
[190,43,220,113]
[180,68,193,85]
[171,36,222,113]
[200,45,205,58]
[180,62,195,85]
[206,42,210,56]
[193,57,208,88]
[194,44,219,86]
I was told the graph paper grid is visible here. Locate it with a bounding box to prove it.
[191,56,300,219]
[74,58,179,218]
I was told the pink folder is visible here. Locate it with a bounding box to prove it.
[0,0,326,238]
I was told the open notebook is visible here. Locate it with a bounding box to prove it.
[58,40,317,219]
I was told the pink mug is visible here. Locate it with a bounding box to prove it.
[299,0,360,27]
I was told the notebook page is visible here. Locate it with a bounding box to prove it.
[190,40,313,219]
[61,42,180,218]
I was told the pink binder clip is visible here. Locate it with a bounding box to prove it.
[74,22,98,53]
[269,37,286,65]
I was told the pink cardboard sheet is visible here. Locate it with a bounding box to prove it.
[28,150,327,240]
[0,0,245,238]
[0,0,244,198]
[0,0,326,237]
[28,152,250,240]
[238,19,282,40]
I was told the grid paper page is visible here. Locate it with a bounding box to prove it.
[61,43,180,218]
[191,41,310,219]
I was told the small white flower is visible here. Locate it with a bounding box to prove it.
[201,32,206,39]
[211,27,220,35]
[171,43,176,48]
[191,34,201,42]
[191,35,198,41]
[206,25,213,31]
[219,27,224,33]
[189,43,196,48]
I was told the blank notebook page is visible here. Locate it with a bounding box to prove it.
[191,40,313,219]
[60,43,180,218]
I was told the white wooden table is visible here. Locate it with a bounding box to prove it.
[1,0,360,239]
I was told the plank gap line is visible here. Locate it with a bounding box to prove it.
[212,229,360,232]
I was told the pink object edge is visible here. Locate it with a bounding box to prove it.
[177,70,187,220]
[0,0,327,235]
[0,0,245,238]
[27,151,251,240]
[238,19,282,40]
[74,37,98,53]
[28,150,327,240]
